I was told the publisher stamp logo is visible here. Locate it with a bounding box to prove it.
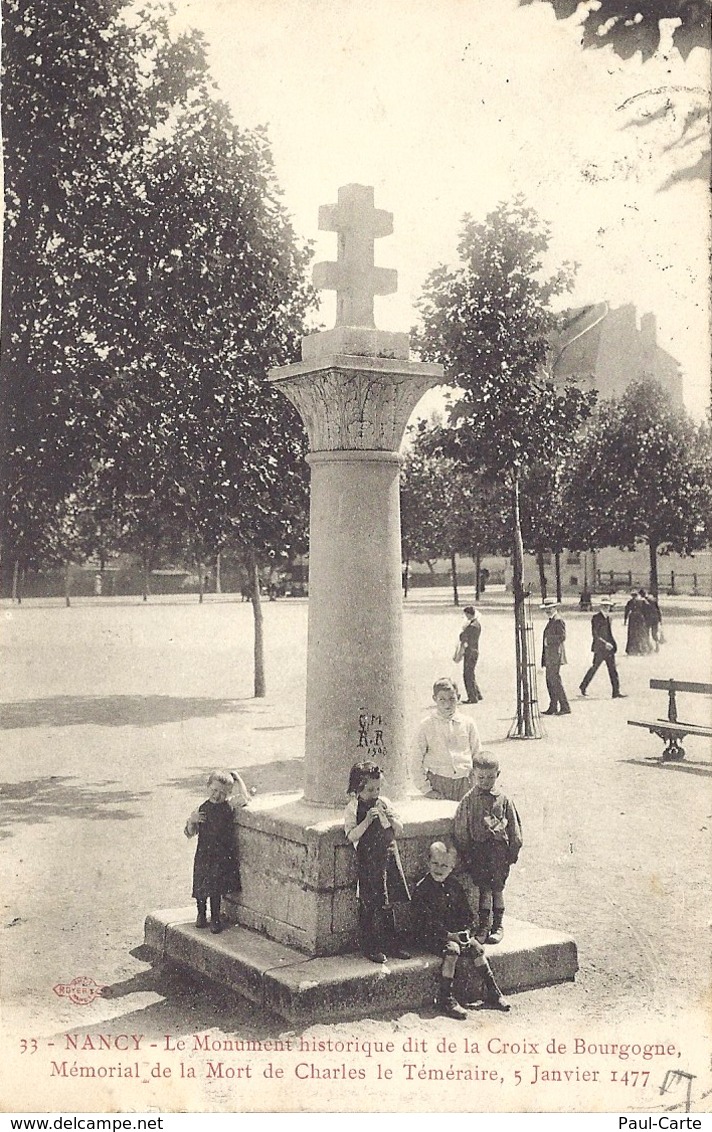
[53,976,106,1005]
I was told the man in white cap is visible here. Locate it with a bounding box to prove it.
[540,598,570,715]
[579,597,626,699]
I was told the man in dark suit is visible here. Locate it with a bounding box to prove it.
[459,606,483,703]
[579,597,626,699]
[540,599,570,715]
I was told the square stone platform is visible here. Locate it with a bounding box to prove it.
[145,909,578,1026]
[226,793,465,956]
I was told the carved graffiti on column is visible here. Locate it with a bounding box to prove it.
[358,713,370,748]
[275,367,440,452]
[357,711,387,759]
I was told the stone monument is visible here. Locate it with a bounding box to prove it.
[146,186,578,1019]
[222,184,447,955]
[273,183,443,804]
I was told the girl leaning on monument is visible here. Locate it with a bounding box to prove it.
[344,760,412,965]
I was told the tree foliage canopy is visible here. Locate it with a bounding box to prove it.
[1,0,314,579]
[520,0,711,61]
[563,379,710,557]
[414,197,595,480]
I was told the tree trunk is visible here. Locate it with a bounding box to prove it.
[536,549,547,600]
[142,557,150,603]
[554,550,562,604]
[403,556,409,599]
[215,552,222,595]
[64,561,72,608]
[474,548,481,601]
[648,540,659,599]
[250,553,266,697]
[512,474,536,738]
[12,559,19,603]
[18,564,24,605]
[198,558,204,604]
[450,551,459,606]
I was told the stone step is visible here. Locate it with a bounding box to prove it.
[145,908,578,1026]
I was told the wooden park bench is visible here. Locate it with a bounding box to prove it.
[628,678,712,761]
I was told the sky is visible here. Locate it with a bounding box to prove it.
[172,0,711,420]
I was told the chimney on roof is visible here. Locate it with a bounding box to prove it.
[640,312,657,380]
[641,312,657,349]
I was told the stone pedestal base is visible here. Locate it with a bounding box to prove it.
[301,325,410,361]
[145,911,578,1026]
[225,793,456,956]
[145,792,578,1023]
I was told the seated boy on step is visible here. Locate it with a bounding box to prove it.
[410,841,510,1020]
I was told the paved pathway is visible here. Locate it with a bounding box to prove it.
[1,593,710,1112]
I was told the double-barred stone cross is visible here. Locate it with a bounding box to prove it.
[313,183,397,328]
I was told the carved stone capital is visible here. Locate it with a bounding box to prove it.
[269,355,443,452]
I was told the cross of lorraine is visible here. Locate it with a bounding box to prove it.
[302,183,410,361]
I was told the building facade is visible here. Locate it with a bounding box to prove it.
[551,302,684,408]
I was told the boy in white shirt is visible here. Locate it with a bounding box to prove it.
[410,678,482,801]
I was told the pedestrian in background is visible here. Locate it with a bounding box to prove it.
[457,605,483,704]
[540,598,570,715]
[579,597,626,699]
[624,590,650,655]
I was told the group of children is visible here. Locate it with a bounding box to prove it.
[345,756,517,1018]
[185,677,521,1020]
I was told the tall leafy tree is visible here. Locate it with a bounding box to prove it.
[414,198,594,736]
[1,0,206,575]
[564,380,709,596]
[400,428,451,595]
[2,0,314,695]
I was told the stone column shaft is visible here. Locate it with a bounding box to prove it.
[304,450,405,803]
[270,355,443,806]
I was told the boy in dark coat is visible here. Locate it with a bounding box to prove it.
[453,754,523,945]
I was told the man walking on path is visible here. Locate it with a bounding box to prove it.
[540,598,570,715]
[579,597,627,700]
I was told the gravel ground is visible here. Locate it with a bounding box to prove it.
[1,590,710,1114]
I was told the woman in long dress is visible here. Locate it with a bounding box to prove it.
[624,592,650,655]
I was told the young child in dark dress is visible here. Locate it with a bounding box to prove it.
[411,841,510,1019]
[185,769,247,934]
[344,761,411,964]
